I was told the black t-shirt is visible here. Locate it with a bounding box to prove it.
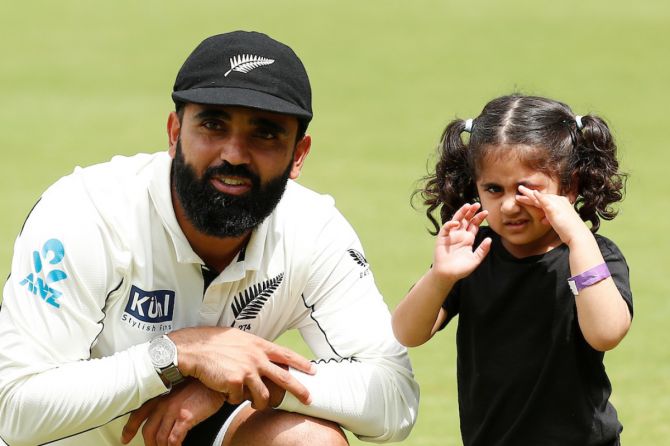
[442,227,633,446]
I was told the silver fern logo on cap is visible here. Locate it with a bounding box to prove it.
[224,54,275,77]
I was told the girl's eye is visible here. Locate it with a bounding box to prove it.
[485,185,502,194]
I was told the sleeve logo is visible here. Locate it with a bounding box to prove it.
[19,238,68,308]
[347,249,371,278]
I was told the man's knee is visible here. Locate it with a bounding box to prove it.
[224,407,349,446]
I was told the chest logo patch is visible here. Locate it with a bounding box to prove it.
[232,273,283,327]
[121,285,175,332]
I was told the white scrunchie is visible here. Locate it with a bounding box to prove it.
[463,118,473,133]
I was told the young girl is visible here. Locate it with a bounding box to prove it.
[392,94,633,445]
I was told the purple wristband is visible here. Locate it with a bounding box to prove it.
[567,263,611,295]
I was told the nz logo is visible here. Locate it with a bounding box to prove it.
[121,285,175,332]
[347,249,371,278]
[231,273,283,330]
[224,54,274,77]
[19,238,68,309]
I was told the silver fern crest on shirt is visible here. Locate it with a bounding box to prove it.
[347,249,368,267]
[347,249,371,278]
[224,54,275,77]
[231,273,284,323]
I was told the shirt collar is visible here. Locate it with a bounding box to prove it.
[147,151,268,273]
[148,152,203,264]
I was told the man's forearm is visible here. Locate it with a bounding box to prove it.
[277,357,418,443]
[0,344,166,446]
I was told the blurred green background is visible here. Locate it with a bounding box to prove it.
[2,1,668,444]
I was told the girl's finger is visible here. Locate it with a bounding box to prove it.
[451,202,477,223]
[439,221,460,237]
[517,186,542,208]
[467,210,488,234]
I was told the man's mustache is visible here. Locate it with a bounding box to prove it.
[204,162,260,188]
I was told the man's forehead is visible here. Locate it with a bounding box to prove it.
[186,103,298,124]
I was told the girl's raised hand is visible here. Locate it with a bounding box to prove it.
[432,203,491,281]
[516,185,591,246]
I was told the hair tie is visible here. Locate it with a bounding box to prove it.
[575,115,584,130]
[463,118,473,133]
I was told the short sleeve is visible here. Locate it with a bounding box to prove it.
[596,235,633,317]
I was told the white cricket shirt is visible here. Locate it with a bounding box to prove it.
[0,152,419,445]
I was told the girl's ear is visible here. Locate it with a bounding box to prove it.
[566,173,579,203]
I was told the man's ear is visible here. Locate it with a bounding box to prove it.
[289,135,312,179]
[167,111,181,158]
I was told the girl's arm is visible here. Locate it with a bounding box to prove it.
[392,269,457,347]
[392,203,491,347]
[518,186,631,351]
[565,233,631,351]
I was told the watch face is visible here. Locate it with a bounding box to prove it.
[149,337,176,369]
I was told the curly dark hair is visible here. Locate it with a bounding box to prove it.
[416,94,627,234]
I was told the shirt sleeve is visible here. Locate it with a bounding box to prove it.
[440,279,461,329]
[0,180,166,445]
[597,235,633,317]
[276,209,419,443]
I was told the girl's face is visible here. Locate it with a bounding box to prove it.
[476,146,564,258]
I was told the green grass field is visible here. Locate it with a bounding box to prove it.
[2,1,669,444]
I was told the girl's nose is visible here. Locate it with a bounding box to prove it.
[501,194,521,214]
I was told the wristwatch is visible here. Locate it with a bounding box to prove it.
[148,334,184,388]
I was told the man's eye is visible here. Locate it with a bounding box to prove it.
[255,130,277,140]
[203,121,222,130]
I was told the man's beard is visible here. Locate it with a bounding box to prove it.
[171,140,292,238]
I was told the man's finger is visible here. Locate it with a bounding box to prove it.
[155,415,177,446]
[245,374,270,410]
[122,399,158,444]
[263,342,315,375]
[262,361,311,405]
[168,421,191,446]
[226,382,245,405]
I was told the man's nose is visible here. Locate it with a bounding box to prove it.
[219,134,251,165]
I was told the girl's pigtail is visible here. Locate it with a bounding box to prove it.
[416,119,476,235]
[574,115,627,232]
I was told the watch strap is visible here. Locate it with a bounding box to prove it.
[160,363,184,387]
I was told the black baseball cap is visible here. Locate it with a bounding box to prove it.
[172,31,312,124]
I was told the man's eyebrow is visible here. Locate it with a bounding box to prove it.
[194,109,231,120]
[251,117,288,135]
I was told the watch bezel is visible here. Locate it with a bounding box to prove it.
[149,335,178,369]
